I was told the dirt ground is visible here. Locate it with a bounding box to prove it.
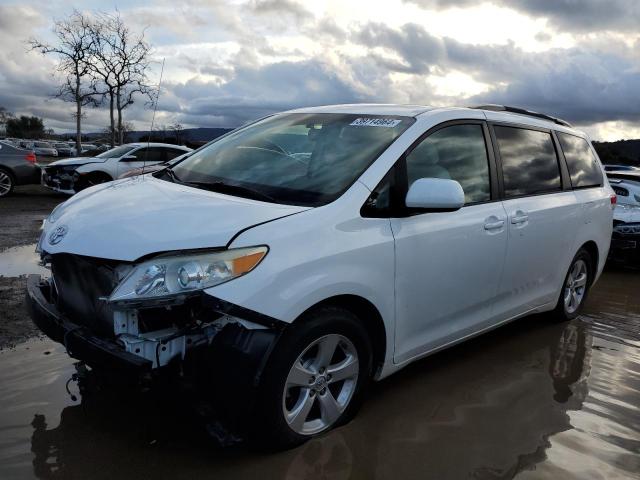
[0,184,64,348]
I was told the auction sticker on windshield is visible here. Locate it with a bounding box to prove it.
[350,118,402,127]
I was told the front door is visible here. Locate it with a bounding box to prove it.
[392,123,508,364]
[117,147,167,177]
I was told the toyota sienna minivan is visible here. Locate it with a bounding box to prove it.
[27,104,614,449]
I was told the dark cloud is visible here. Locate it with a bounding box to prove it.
[249,0,313,23]
[405,0,640,32]
[351,22,640,124]
[167,59,371,127]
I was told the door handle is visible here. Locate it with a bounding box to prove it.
[484,220,505,230]
[511,210,529,225]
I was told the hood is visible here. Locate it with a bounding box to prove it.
[47,156,105,167]
[41,176,310,261]
[613,204,640,223]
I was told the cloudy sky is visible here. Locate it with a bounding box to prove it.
[1,0,639,141]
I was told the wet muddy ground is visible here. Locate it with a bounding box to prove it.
[0,187,639,479]
[0,185,61,348]
[0,267,638,477]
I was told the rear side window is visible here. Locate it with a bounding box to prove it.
[166,148,186,161]
[131,147,166,163]
[557,133,602,188]
[494,126,561,197]
[406,124,491,204]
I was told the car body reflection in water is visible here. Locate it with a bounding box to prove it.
[2,268,638,480]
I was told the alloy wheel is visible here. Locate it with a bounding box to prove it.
[0,171,12,197]
[564,259,588,314]
[282,334,359,435]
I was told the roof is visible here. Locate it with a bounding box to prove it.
[284,103,437,117]
[278,103,586,137]
[126,142,191,149]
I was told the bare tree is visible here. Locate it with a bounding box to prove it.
[0,107,13,136]
[89,12,152,146]
[29,11,99,153]
[168,123,185,144]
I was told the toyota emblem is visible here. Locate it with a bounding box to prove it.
[48,225,69,245]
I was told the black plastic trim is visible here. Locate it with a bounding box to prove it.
[26,275,152,373]
[202,294,287,330]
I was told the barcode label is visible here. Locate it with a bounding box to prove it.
[349,118,402,128]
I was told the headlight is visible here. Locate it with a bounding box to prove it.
[108,246,267,303]
[47,202,66,224]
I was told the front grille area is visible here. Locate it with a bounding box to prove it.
[42,166,76,190]
[51,254,121,338]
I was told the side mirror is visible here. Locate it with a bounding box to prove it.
[405,178,465,212]
[120,155,139,162]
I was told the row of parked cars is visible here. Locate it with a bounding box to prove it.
[0,140,192,197]
[2,138,110,158]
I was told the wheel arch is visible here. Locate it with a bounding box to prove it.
[293,294,387,376]
[580,240,599,283]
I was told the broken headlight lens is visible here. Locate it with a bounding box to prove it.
[108,246,267,303]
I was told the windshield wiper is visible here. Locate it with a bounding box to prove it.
[184,181,277,203]
[162,168,182,183]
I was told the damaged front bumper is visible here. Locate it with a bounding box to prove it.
[26,274,284,382]
[41,168,77,194]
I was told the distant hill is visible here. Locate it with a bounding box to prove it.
[593,140,640,167]
[65,127,234,148]
[127,127,233,143]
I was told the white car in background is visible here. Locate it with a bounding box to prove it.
[32,141,58,157]
[608,171,640,261]
[41,142,192,194]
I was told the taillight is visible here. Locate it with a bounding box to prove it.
[610,193,617,209]
[25,152,37,164]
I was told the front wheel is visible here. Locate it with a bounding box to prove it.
[553,248,593,321]
[251,307,372,450]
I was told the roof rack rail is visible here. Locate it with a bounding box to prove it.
[470,104,572,128]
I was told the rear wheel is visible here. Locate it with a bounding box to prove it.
[553,248,593,321]
[251,306,372,450]
[0,169,15,197]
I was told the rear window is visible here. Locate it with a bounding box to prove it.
[494,126,562,197]
[557,133,602,188]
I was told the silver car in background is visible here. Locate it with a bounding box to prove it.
[32,141,58,157]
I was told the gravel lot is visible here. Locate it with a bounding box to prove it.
[0,184,63,348]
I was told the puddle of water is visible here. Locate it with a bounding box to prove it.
[0,269,638,479]
[0,244,49,278]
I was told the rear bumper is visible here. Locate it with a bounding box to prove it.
[12,163,41,185]
[26,275,152,373]
[609,233,640,262]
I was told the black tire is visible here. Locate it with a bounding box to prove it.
[0,168,15,197]
[74,172,112,192]
[552,248,593,321]
[250,306,373,451]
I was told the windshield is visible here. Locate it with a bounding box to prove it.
[96,145,135,159]
[35,142,51,148]
[170,113,413,206]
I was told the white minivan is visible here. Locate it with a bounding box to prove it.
[28,104,614,449]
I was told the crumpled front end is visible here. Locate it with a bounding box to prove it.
[28,250,284,371]
[42,164,79,194]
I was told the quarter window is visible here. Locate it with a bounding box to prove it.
[494,126,561,197]
[406,124,491,204]
[557,133,602,188]
[131,147,166,163]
